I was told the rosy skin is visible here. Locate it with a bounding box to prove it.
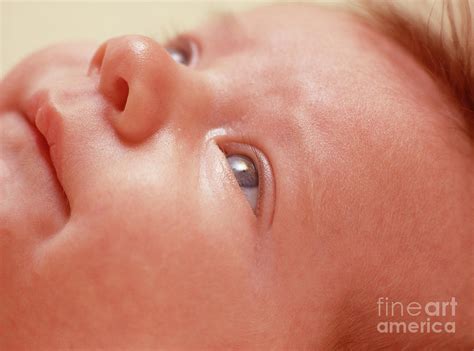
[1,4,472,350]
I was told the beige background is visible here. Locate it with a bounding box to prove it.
[0,0,434,77]
[0,1,277,76]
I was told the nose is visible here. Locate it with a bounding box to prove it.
[89,35,179,142]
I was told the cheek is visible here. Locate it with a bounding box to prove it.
[18,138,272,347]
[39,139,257,284]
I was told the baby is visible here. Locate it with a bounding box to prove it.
[1,2,473,350]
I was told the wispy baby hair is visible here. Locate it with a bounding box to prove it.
[352,0,474,140]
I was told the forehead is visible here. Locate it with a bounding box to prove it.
[195,5,370,65]
[195,4,422,96]
[193,4,440,130]
[195,3,450,117]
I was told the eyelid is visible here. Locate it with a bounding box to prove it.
[218,141,275,228]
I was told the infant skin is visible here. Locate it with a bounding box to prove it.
[0,4,473,350]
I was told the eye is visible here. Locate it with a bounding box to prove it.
[226,154,259,213]
[219,142,275,226]
[165,37,198,66]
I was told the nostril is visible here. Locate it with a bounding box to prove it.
[111,78,129,111]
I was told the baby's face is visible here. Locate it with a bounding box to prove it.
[1,4,472,349]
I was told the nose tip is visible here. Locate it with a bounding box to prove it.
[89,35,178,142]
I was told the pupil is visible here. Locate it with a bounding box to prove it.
[166,47,188,65]
[227,155,258,188]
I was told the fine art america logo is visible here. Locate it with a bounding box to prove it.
[376,297,457,334]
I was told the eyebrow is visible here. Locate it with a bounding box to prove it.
[351,0,474,139]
